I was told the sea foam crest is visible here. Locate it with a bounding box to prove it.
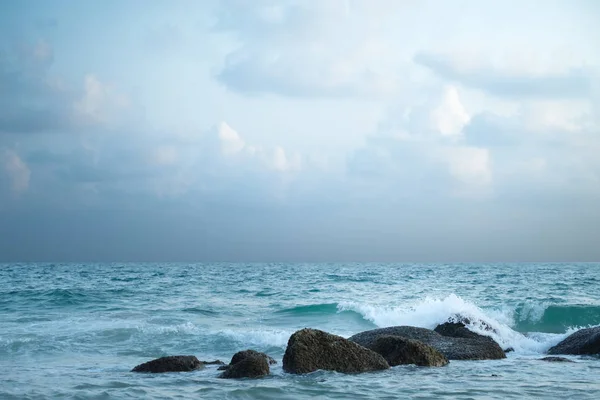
[337,294,571,354]
[217,328,292,348]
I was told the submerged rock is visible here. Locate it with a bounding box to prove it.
[370,335,449,367]
[219,355,270,379]
[218,349,274,379]
[547,327,600,355]
[230,349,277,366]
[131,355,203,373]
[540,356,574,362]
[349,326,506,360]
[283,328,390,374]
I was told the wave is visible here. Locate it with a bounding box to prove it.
[513,304,600,333]
[181,307,219,316]
[215,328,291,349]
[338,294,598,354]
[0,288,133,310]
[276,303,342,315]
[274,303,368,325]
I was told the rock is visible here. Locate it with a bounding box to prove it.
[447,315,497,334]
[131,355,203,373]
[434,322,485,340]
[370,335,449,367]
[218,349,275,379]
[219,355,270,379]
[504,347,514,353]
[230,349,277,365]
[547,327,600,355]
[540,356,574,362]
[283,328,390,374]
[349,326,506,360]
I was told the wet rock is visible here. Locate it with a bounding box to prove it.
[547,326,600,355]
[540,356,574,362]
[370,335,449,367]
[131,355,203,373]
[230,349,277,365]
[447,315,498,334]
[349,326,506,360]
[283,328,390,374]
[434,322,487,340]
[219,355,270,379]
[504,347,514,353]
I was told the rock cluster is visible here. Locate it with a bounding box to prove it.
[282,328,390,374]
[349,325,506,360]
[130,323,598,378]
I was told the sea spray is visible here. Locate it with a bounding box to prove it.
[337,294,573,353]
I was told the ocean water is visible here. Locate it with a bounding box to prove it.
[1,263,599,399]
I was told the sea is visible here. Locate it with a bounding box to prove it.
[1,262,599,399]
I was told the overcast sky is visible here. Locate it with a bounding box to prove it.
[1,0,599,262]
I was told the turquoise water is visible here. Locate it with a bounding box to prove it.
[1,263,599,399]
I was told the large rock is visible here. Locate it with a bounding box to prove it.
[349,326,505,360]
[547,326,600,355]
[283,328,390,374]
[131,355,203,373]
[219,355,270,379]
[370,335,449,367]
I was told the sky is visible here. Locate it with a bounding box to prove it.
[1,0,599,262]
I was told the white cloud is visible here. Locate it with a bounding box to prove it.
[521,100,591,133]
[218,122,246,155]
[270,146,301,172]
[73,75,130,125]
[213,1,408,98]
[431,86,471,137]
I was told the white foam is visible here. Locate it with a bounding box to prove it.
[137,321,202,335]
[515,300,549,323]
[217,328,292,348]
[337,294,570,354]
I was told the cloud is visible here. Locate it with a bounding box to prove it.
[440,146,492,192]
[73,74,130,126]
[1,149,30,195]
[1,0,600,261]
[431,86,471,137]
[218,121,246,155]
[0,40,74,134]
[346,85,493,199]
[213,1,403,98]
[414,52,593,99]
[0,40,133,136]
